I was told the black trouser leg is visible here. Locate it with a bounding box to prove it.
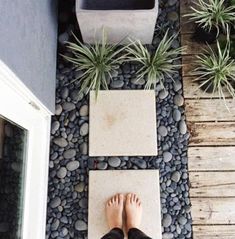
[101,228,124,239]
[128,228,152,239]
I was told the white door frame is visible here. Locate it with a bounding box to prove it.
[0,60,52,239]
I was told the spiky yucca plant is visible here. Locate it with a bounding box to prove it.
[185,0,235,33]
[63,32,127,97]
[193,41,235,101]
[126,30,184,89]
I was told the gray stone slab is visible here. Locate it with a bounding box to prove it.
[88,170,162,239]
[89,90,158,156]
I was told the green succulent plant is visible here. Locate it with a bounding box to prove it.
[193,41,235,103]
[62,31,127,98]
[185,0,235,34]
[126,30,185,89]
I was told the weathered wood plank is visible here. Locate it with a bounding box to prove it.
[189,122,235,146]
[191,198,235,224]
[181,34,210,55]
[182,55,196,77]
[183,77,232,99]
[188,147,235,171]
[185,99,235,122]
[193,225,235,239]
[189,172,235,197]
[180,16,195,34]
[180,0,195,15]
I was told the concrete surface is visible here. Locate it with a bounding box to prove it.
[0,0,58,112]
[89,90,158,156]
[76,0,158,44]
[88,170,162,239]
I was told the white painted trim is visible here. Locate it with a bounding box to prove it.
[0,59,53,116]
[0,61,52,239]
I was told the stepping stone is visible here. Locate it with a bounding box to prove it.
[89,90,158,156]
[88,170,162,239]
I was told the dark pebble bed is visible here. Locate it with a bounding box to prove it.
[46,0,192,238]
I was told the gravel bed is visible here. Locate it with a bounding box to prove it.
[46,0,192,238]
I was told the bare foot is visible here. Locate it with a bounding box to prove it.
[125,193,142,231]
[106,194,124,229]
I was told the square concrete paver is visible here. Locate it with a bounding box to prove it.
[89,90,157,156]
[88,170,162,239]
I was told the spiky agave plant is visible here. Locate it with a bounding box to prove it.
[62,31,127,98]
[185,0,235,34]
[126,30,185,89]
[193,41,235,102]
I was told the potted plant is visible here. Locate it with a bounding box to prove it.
[185,0,235,44]
[125,30,185,89]
[62,31,127,98]
[192,41,235,103]
[75,0,159,44]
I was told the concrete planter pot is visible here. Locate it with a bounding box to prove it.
[76,0,159,44]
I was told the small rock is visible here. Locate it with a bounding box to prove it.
[130,158,147,169]
[173,80,182,92]
[179,120,187,134]
[79,198,88,208]
[162,232,174,239]
[80,142,88,155]
[173,109,181,122]
[61,216,68,224]
[171,171,181,183]
[63,149,76,159]
[75,182,85,193]
[61,87,69,99]
[163,152,172,163]
[50,197,61,208]
[57,167,67,179]
[97,161,108,170]
[168,0,177,6]
[110,80,124,88]
[174,94,184,106]
[179,215,187,225]
[80,123,89,136]
[62,102,75,111]
[159,90,169,100]
[55,104,63,115]
[79,105,88,117]
[51,219,60,231]
[51,121,60,133]
[168,11,179,21]
[75,220,87,231]
[163,214,172,227]
[108,157,121,168]
[158,126,168,137]
[60,227,68,236]
[66,161,79,171]
[53,137,68,147]
[131,78,145,85]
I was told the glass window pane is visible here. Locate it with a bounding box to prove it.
[0,115,28,239]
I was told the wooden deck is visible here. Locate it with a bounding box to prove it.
[180,1,235,238]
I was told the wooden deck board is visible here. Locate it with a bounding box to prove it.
[193,225,235,239]
[185,99,235,122]
[191,198,235,224]
[189,122,235,146]
[189,172,235,197]
[188,147,235,171]
[183,77,232,99]
[180,0,235,235]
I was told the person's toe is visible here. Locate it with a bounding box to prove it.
[127,193,131,203]
[119,194,124,204]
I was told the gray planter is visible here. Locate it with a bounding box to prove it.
[76,0,159,44]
